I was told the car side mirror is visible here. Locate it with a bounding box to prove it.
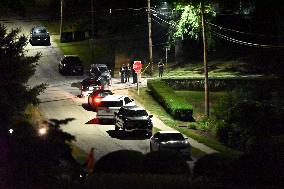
[149,115,153,118]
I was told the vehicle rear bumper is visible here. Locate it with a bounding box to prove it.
[97,114,114,120]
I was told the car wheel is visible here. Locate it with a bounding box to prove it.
[150,144,153,152]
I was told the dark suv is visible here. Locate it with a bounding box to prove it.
[59,55,84,75]
[89,64,111,85]
[81,77,103,97]
[29,26,50,45]
[114,105,153,135]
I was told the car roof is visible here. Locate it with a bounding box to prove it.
[91,64,107,67]
[122,105,145,111]
[100,95,128,101]
[92,90,112,94]
[33,26,46,30]
[158,131,181,134]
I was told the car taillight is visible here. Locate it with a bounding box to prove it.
[94,97,101,104]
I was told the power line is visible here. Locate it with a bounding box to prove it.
[208,22,281,38]
[151,12,173,26]
[211,30,284,49]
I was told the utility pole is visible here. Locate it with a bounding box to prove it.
[165,47,168,72]
[60,0,63,36]
[91,0,95,61]
[147,0,153,75]
[201,2,209,117]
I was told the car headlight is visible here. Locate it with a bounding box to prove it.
[63,64,66,67]
[160,141,167,145]
[184,140,190,146]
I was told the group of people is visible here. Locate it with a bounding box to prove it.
[119,59,165,84]
[120,63,138,83]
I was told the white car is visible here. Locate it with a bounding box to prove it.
[150,131,191,159]
[97,95,135,121]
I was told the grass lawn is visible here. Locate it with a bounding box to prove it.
[129,87,241,157]
[43,20,113,69]
[161,61,247,79]
[174,90,226,119]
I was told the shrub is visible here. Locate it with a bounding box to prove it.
[147,80,193,121]
[194,153,234,181]
[143,151,191,176]
[163,77,282,91]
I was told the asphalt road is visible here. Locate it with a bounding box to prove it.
[4,20,150,161]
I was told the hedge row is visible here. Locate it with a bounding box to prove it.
[147,80,193,121]
[163,77,282,91]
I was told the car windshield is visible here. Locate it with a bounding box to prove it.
[82,79,101,87]
[64,57,81,65]
[125,109,148,117]
[98,91,113,96]
[98,67,108,72]
[160,133,184,142]
[99,101,123,107]
[34,28,47,33]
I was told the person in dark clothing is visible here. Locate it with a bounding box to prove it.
[158,59,164,78]
[132,67,137,84]
[120,64,125,83]
[125,63,131,82]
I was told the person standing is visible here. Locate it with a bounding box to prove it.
[120,64,125,83]
[125,63,131,82]
[158,59,164,78]
[132,67,137,84]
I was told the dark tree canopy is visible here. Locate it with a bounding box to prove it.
[0,24,45,129]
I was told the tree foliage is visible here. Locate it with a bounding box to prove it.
[0,24,46,128]
[215,84,284,152]
[168,0,215,46]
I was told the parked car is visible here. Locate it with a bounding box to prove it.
[97,95,135,122]
[114,105,153,135]
[81,77,103,97]
[150,131,191,159]
[59,55,84,76]
[29,26,50,45]
[89,64,112,85]
[88,90,113,110]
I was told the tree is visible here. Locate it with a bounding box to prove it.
[168,0,215,45]
[0,24,46,131]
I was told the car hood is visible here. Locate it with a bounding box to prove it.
[126,116,149,121]
[101,72,111,77]
[160,140,190,147]
[33,33,49,37]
